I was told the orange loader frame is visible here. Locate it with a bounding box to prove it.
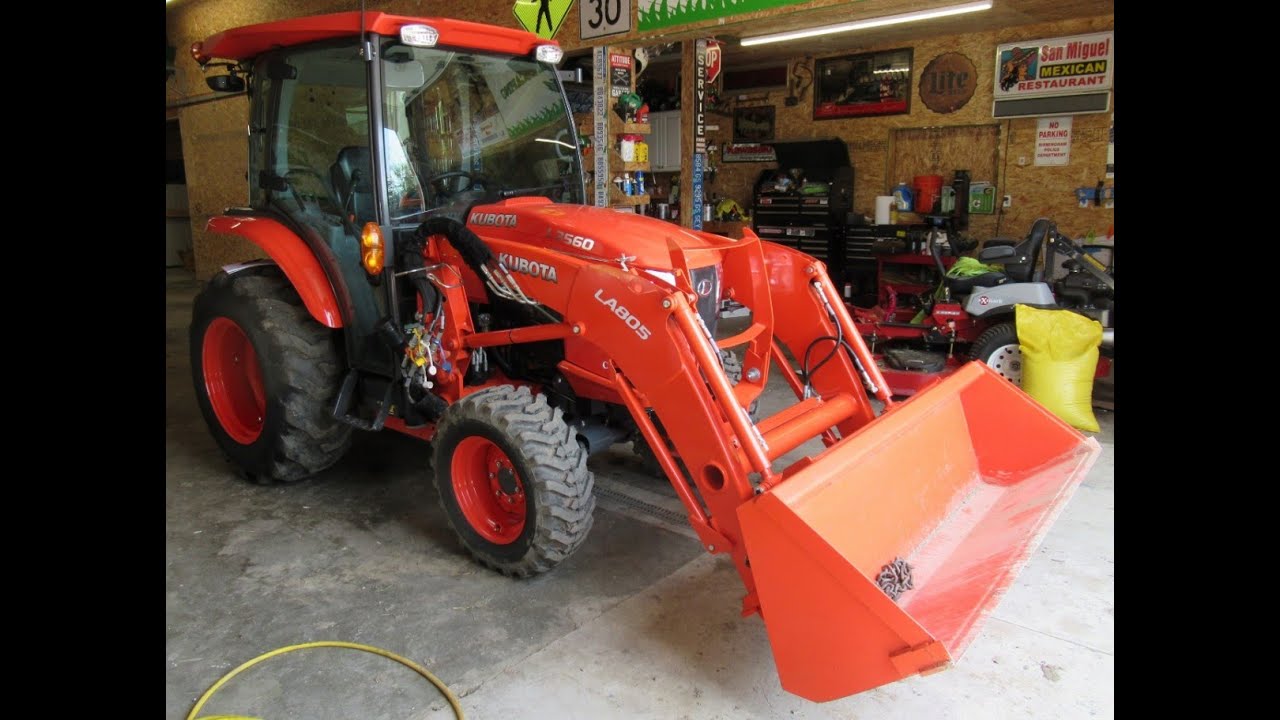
[358,206,1099,701]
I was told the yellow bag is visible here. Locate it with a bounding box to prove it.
[1015,305,1102,432]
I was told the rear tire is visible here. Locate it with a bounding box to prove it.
[433,385,596,577]
[969,321,1022,384]
[190,269,352,483]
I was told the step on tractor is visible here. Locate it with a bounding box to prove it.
[851,219,1115,397]
[187,12,1101,703]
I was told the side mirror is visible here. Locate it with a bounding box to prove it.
[978,244,1016,262]
[206,74,245,93]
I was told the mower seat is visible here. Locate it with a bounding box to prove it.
[331,146,375,225]
[944,271,1008,294]
[933,234,1009,294]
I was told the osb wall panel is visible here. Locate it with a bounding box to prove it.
[708,14,1114,243]
[180,95,260,278]
[887,124,1002,236]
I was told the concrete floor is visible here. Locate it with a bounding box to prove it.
[166,268,1114,719]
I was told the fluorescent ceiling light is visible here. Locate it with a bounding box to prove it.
[740,1,993,47]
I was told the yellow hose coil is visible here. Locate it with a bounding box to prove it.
[185,640,465,720]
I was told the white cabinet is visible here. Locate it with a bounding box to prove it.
[648,111,682,172]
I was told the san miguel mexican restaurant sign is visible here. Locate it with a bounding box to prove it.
[995,32,1113,100]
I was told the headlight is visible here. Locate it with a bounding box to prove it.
[535,45,564,65]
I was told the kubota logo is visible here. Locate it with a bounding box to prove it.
[498,253,558,283]
[594,289,651,341]
[469,212,518,227]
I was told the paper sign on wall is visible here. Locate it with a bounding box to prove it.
[1035,116,1072,166]
[609,52,632,97]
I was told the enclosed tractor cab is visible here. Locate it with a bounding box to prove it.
[189,12,1101,702]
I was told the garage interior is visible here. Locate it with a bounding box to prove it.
[166,1,1114,717]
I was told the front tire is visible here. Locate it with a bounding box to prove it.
[190,269,352,483]
[433,385,596,577]
[969,321,1023,384]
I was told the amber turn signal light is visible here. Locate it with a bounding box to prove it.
[361,222,384,275]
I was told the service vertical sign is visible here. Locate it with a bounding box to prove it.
[692,39,710,230]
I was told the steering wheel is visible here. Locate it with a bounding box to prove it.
[283,166,341,214]
[426,170,485,196]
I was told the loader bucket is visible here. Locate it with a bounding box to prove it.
[737,362,1101,701]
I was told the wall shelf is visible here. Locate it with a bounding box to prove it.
[609,148,650,174]
[610,187,650,206]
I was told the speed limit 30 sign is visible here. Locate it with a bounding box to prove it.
[581,0,631,40]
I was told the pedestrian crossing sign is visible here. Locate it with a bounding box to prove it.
[512,0,574,41]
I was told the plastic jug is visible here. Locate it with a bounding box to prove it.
[892,183,913,213]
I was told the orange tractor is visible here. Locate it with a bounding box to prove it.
[188,12,1100,702]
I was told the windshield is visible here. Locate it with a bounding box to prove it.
[380,42,584,226]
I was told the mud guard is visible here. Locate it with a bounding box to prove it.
[206,215,343,328]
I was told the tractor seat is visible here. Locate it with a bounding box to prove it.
[943,271,1008,294]
[330,146,375,225]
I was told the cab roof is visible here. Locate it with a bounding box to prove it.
[200,11,551,62]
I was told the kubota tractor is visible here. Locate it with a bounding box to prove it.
[188,12,1101,702]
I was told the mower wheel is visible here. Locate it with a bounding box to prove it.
[190,269,352,483]
[969,321,1023,385]
[433,385,596,577]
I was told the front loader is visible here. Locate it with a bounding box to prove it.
[186,12,1100,702]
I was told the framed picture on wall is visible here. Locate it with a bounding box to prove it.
[733,106,775,142]
[814,48,913,120]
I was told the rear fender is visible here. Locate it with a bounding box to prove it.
[206,215,344,328]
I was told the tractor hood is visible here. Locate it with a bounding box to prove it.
[464,198,724,275]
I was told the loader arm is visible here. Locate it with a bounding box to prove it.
[427,222,1100,702]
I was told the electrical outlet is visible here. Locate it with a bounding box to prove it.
[1002,194,1012,208]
